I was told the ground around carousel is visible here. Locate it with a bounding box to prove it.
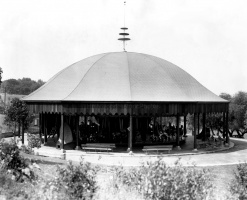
[1,134,242,200]
[10,133,247,167]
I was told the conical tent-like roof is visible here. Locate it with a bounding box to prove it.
[23,52,226,103]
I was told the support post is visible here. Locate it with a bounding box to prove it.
[60,113,65,150]
[21,119,25,145]
[193,113,198,151]
[203,113,206,140]
[18,121,21,138]
[56,113,60,139]
[184,115,187,136]
[127,114,133,153]
[198,113,200,136]
[176,114,181,150]
[223,112,226,138]
[41,112,45,144]
[75,115,80,150]
[153,117,155,135]
[225,112,229,146]
[44,113,48,144]
[39,113,42,140]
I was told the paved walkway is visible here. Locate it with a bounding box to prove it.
[30,136,247,167]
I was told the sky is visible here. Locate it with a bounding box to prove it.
[0,0,246,96]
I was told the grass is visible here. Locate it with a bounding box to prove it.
[201,165,237,199]
[0,150,241,200]
[1,138,245,199]
[8,152,237,200]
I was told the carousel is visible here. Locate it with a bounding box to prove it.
[22,51,229,152]
[22,28,229,152]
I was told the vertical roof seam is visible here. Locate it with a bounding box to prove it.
[62,53,109,101]
[147,55,224,101]
[141,53,193,101]
[125,52,132,101]
[23,63,73,100]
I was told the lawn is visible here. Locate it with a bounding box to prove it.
[14,152,237,200]
[201,165,237,199]
[0,144,241,200]
[0,135,244,199]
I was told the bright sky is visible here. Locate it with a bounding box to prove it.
[0,0,246,96]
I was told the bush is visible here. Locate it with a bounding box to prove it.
[0,160,69,200]
[0,166,45,200]
[0,139,35,182]
[27,133,41,149]
[96,165,143,200]
[0,139,26,170]
[47,160,97,200]
[21,144,33,154]
[229,163,247,200]
[110,159,214,200]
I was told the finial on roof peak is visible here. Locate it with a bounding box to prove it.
[118,1,130,51]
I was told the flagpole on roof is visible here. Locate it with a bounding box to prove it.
[118,1,130,51]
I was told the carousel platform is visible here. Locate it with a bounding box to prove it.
[29,134,236,167]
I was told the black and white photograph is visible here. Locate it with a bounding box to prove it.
[0,0,247,199]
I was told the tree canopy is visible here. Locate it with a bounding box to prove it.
[1,78,45,95]
[186,91,247,138]
[205,91,247,137]
[4,98,34,134]
[228,91,247,137]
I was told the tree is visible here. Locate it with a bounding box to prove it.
[244,111,247,130]
[2,78,45,95]
[219,92,232,101]
[205,113,223,135]
[202,93,232,136]
[228,91,247,137]
[4,98,34,137]
[3,79,20,94]
[177,92,247,138]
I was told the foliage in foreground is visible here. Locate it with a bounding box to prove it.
[0,139,36,182]
[0,168,37,199]
[0,147,98,200]
[0,138,97,200]
[229,162,247,200]
[4,140,247,200]
[27,133,42,149]
[45,160,98,200]
[109,159,214,200]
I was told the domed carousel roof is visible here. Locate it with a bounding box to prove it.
[23,52,226,102]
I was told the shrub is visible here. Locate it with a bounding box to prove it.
[0,161,69,200]
[0,139,36,182]
[96,165,143,200]
[27,133,41,149]
[229,163,247,200]
[110,159,214,200]
[0,167,42,200]
[21,144,33,154]
[48,160,97,200]
[110,165,145,191]
[0,139,26,170]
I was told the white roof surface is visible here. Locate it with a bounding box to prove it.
[23,52,227,103]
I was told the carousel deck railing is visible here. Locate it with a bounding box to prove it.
[81,143,116,153]
[142,145,173,154]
